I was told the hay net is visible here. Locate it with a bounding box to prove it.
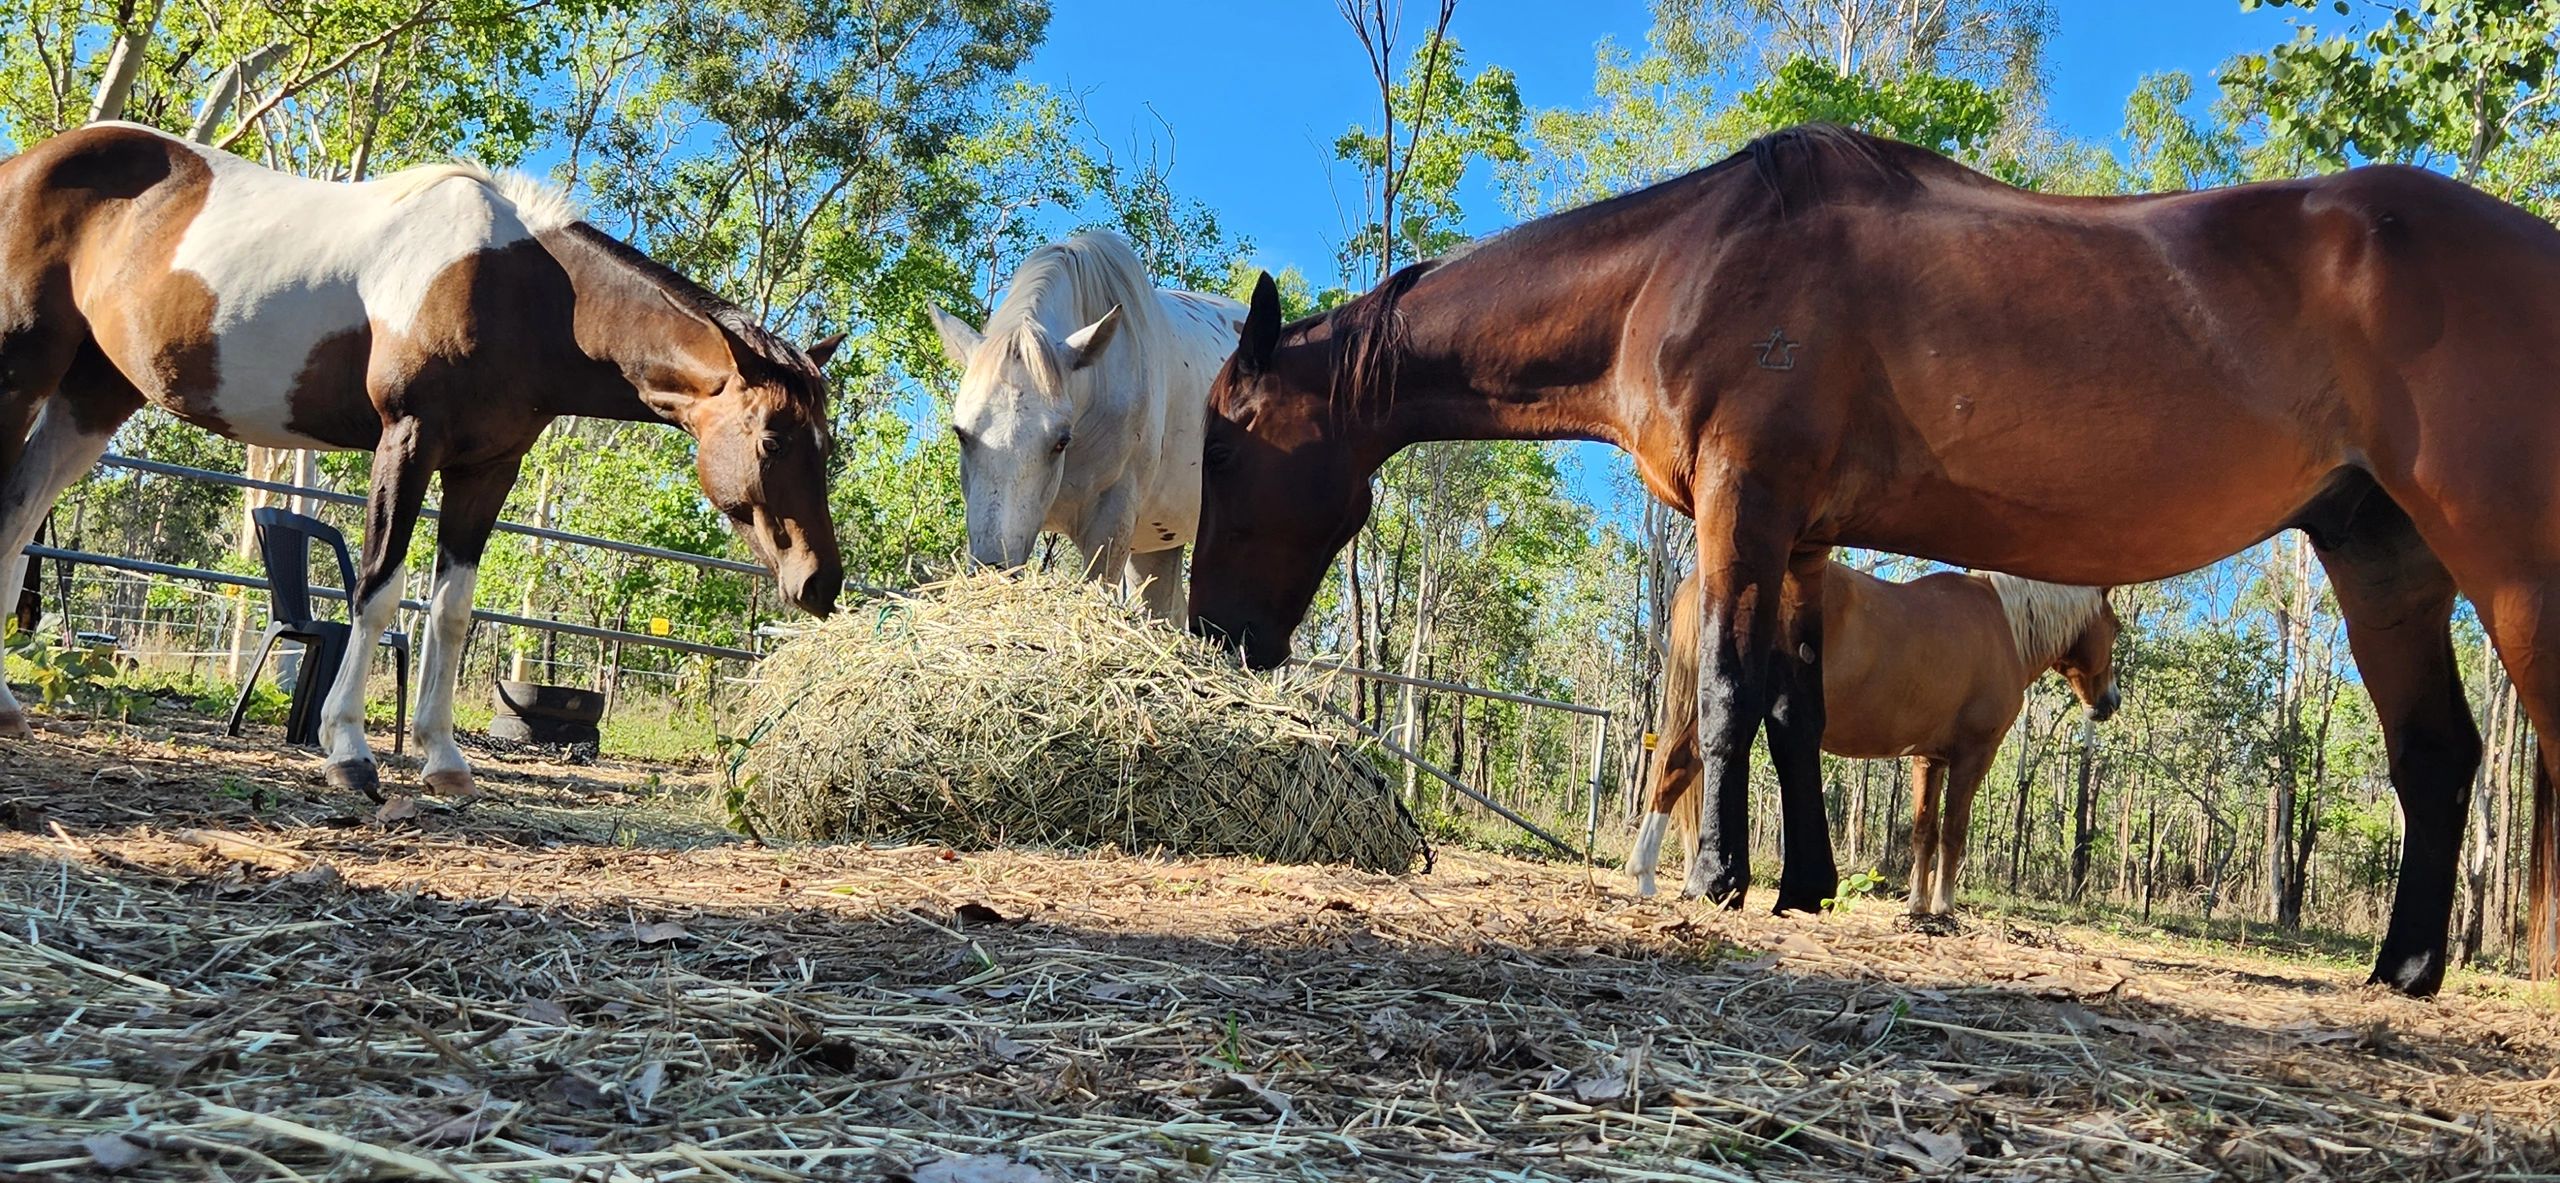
[739,573,1425,872]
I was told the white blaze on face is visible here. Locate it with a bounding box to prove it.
[152,129,541,448]
[953,356,1073,568]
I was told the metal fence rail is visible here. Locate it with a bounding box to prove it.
[1301,658,1615,861]
[97,454,779,577]
[28,544,760,662]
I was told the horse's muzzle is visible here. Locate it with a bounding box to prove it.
[2086,687,2120,722]
[780,557,841,619]
[1194,617,1285,670]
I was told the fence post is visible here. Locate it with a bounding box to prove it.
[1585,713,1609,865]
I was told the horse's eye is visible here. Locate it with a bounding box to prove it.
[1204,438,1234,470]
[1051,431,1072,455]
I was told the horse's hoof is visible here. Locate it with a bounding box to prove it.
[1771,892,1826,916]
[422,768,479,799]
[325,759,383,802]
[1683,884,1748,910]
[2368,949,2445,998]
[0,711,31,740]
[1633,871,1659,898]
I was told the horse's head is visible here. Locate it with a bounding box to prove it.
[1190,273,1376,669]
[654,322,846,618]
[2053,592,2123,721]
[930,303,1124,568]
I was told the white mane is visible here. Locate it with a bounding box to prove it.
[971,230,1172,406]
[1981,573,2108,667]
[373,162,582,233]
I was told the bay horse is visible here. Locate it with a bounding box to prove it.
[1644,563,2120,915]
[0,122,845,800]
[929,232,1243,620]
[1192,123,2560,996]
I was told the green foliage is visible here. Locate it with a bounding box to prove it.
[2226,0,2560,199]
[1736,57,2004,154]
[1334,38,1528,277]
[4,625,146,720]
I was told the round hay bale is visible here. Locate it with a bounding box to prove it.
[737,573,1425,872]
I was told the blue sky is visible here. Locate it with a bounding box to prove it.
[1021,1,2335,282]
[1017,1,2340,524]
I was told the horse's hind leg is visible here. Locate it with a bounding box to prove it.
[2458,587,2560,980]
[407,453,521,798]
[1632,573,1701,897]
[1905,757,1943,914]
[1932,747,1994,916]
[1766,553,1838,914]
[1679,475,1800,907]
[0,349,139,736]
[2308,498,2476,997]
[1635,678,1702,897]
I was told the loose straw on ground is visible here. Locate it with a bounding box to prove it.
[0,670,2557,1180]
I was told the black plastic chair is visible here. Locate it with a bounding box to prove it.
[227,508,407,751]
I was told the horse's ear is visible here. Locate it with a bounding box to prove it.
[929,306,984,369]
[803,332,844,369]
[1062,306,1123,372]
[1238,271,1282,374]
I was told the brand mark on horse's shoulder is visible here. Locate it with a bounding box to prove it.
[1755,328,1799,372]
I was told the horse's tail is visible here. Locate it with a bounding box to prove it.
[1654,570,1704,867]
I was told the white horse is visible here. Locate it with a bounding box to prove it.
[930,231,1242,620]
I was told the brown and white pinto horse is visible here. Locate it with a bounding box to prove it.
[1643,563,2119,916]
[0,122,844,799]
[1194,124,2560,996]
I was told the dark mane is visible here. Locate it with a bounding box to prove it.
[1736,123,1929,214]
[559,222,826,398]
[1308,258,1440,422]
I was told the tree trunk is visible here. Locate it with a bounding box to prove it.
[2461,674,2510,963]
[2068,717,2099,901]
[86,0,163,125]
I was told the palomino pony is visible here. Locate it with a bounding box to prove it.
[1193,123,2560,996]
[929,232,1243,619]
[0,122,844,799]
[1646,563,2119,916]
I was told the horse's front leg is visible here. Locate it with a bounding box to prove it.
[410,454,522,798]
[319,421,433,799]
[1765,550,1838,914]
[1680,475,1802,907]
[1129,546,1186,624]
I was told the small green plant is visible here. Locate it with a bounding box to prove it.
[211,776,276,812]
[1822,868,1888,913]
[1207,1014,1252,1071]
[712,729,767,841]
[4,625,149,721]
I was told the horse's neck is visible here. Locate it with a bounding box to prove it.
[541,228,736,422]
[1352,255,1641,461]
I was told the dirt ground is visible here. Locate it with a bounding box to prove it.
[2,711,2558,1181]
